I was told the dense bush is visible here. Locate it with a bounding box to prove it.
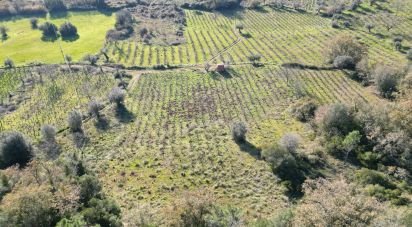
[39,22,58,37]
[82,198,122,227]
[333,55,355,70]
[0,132,33,169]
[293,178,384,226]
[108,88,126,107]
[68,110,83,132]
[59,22,78,38]
[324,34,367,65]
[373,65,398,98]
[232,122,247,143]
[79,174,102,204]
[279,133,301,154]
[319,103,354,136]
[115,10,133,30]
[291,99,318,122]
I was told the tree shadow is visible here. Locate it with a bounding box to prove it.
[94,116,110,131]
[253,6,269,13]
[237,140,262,159]
[115,105,135,123]
[62,34,80,42]
[1,35,8,41]
[41,35,59,42]
[240,32,252,38]
[72,131,89,148]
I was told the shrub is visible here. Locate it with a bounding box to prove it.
[262,144,296,171]
[115,10,133,30]
[68,110,83,132]
[39,22,58,37]
[279,133,301,154]
[0,187,60,227]
[355,168,396,189]
[320,103,354,136]
[293,178,384,226]
[373,65,398,98]
[0,25,8,39]
[235,23,244,33]
[365,23,374,33]
[88,100,103,119]
[139,27,148,38]
[30,18,38,29]
[291,99,318,122]
[83,54,98,65]
[232,122,247,143]
[343,20,351,28]
[331,20,339,28]
[82,198,122,227]
[65,54,72,64]
[0,132,33,169]
[108,88,126,107]
[41,125,56,143]
[407,49,412,60]
[59,22,77,38]
[4,58,14,68]
[79,174,102,203]
[324,34,367,65]
[333,55,355,70]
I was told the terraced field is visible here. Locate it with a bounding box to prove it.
[106,7,409,68]
[63,65,375,216]
[0,62,378,218]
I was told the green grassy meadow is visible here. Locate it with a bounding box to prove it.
[0,11,115,65]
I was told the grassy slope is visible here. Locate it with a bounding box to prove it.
[107,6,409,68]
[0,64,378,220]
[0,11,114,65]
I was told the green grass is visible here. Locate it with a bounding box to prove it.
[0,64,378,218]
[0,11,115,65]
[107,7,408,68]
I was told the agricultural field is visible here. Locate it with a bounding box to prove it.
[107,6,409,68]
[0,11,114,65]
[0,0,411,226]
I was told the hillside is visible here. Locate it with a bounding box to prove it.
[0,0,411,226]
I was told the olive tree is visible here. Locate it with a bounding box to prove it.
[0,132,33,169]
[373,65,398,98]
[235,23,244,33]
[30,18,38,29]
[324,34,367,65]
[68,110,83,132]
[59,22,78,38]
[108,88,126,109]
[232,122,247,143]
